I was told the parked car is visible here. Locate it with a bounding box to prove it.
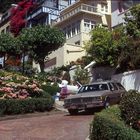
[64,81,126,115]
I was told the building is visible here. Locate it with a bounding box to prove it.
[27,0,72,27]
[0,8,11,34]
[44,0,111,71]
[111,0,140,28]
[0,0,112,73]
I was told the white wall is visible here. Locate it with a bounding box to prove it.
[111,0,125,28]
[112,70,140,92]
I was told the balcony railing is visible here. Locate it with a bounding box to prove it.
[27,6,59,20]
[0,11,11,23]
[59,4,101,22]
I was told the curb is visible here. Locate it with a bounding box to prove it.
[55,101,68,112]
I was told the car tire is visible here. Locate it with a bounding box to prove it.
[68,109,78,115]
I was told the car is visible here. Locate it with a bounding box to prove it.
[64,81,126,115]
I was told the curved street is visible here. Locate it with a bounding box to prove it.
[0,111,94,140]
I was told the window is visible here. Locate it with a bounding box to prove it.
[84,19,95,32]
[76,21,80,34]
[108,83,114,91]
[111,83,118,90]
[116,83,125,90]
[101,4,108,12]
[67,29,71,38]
[78,84,108,93]
[72,23,76,35]
[63,21,81,39]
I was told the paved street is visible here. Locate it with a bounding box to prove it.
[0,111,94,140]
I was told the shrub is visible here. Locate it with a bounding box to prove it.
[0,97,54,115]
[119,90,140,132]
[41,84,60,96]
[90,106,140,140]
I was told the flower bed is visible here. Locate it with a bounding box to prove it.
[0,70,55,115]
[0,71,44,99]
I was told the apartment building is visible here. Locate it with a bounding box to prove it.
[0,0,111,72]
[0,8,11,34]
[111,0,140,28]
[45,0,111,71]
[27,0,73,27]
[0,0,74,33]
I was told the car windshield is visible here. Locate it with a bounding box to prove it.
[78,84,108,93]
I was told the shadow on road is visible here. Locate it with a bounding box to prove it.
[65,108,102,116]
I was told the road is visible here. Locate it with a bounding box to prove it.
[0,111,94,140]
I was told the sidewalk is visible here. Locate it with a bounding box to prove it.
[55,100,68,112]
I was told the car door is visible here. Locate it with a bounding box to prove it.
[111,82,121,103]
[108,82,118,104]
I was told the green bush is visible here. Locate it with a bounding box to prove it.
[0,97,54,115]
[119,90,140,132]
[41,84,60,96]
[90,106,140,140]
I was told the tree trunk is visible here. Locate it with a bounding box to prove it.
[39,60,45,73]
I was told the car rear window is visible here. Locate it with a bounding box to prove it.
[78,83,109,93]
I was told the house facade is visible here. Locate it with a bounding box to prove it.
[44,0,111,71]
[111,0,140,28]
[0,8,11,34]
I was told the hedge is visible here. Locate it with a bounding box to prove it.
[90,106,140,140]
[119,90,140,132]
[0,97,54,115]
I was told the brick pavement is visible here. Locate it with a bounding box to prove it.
[0,111,93,140]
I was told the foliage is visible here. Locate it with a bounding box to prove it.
[41,83,60,96]
[10,0,36,36]
[90,106,140,140]
[85,26,127,67]
[73,66,89,85]
[0,33,20,55]
[120,4,140,71]
[34,72,50,83]
[119,90,140,132]
[19,25,65,72]
[125,4,140,38]
[0,97,54,115]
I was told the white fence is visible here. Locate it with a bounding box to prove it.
[112,70,140,92]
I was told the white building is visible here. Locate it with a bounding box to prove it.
[44,0,111,72]
[111,0,140,28]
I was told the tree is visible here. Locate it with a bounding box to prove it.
[73,66,89,85]
[85,26,127,67]
[125,4,140,39]
[19,25,65,72]
[0,33,20,67]
[122,4,140,70]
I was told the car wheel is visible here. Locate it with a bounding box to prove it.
[68,109,78,115]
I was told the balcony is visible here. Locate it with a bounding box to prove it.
[27,6,59,20]
[59,4,102,22]
[0,10,11,24]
